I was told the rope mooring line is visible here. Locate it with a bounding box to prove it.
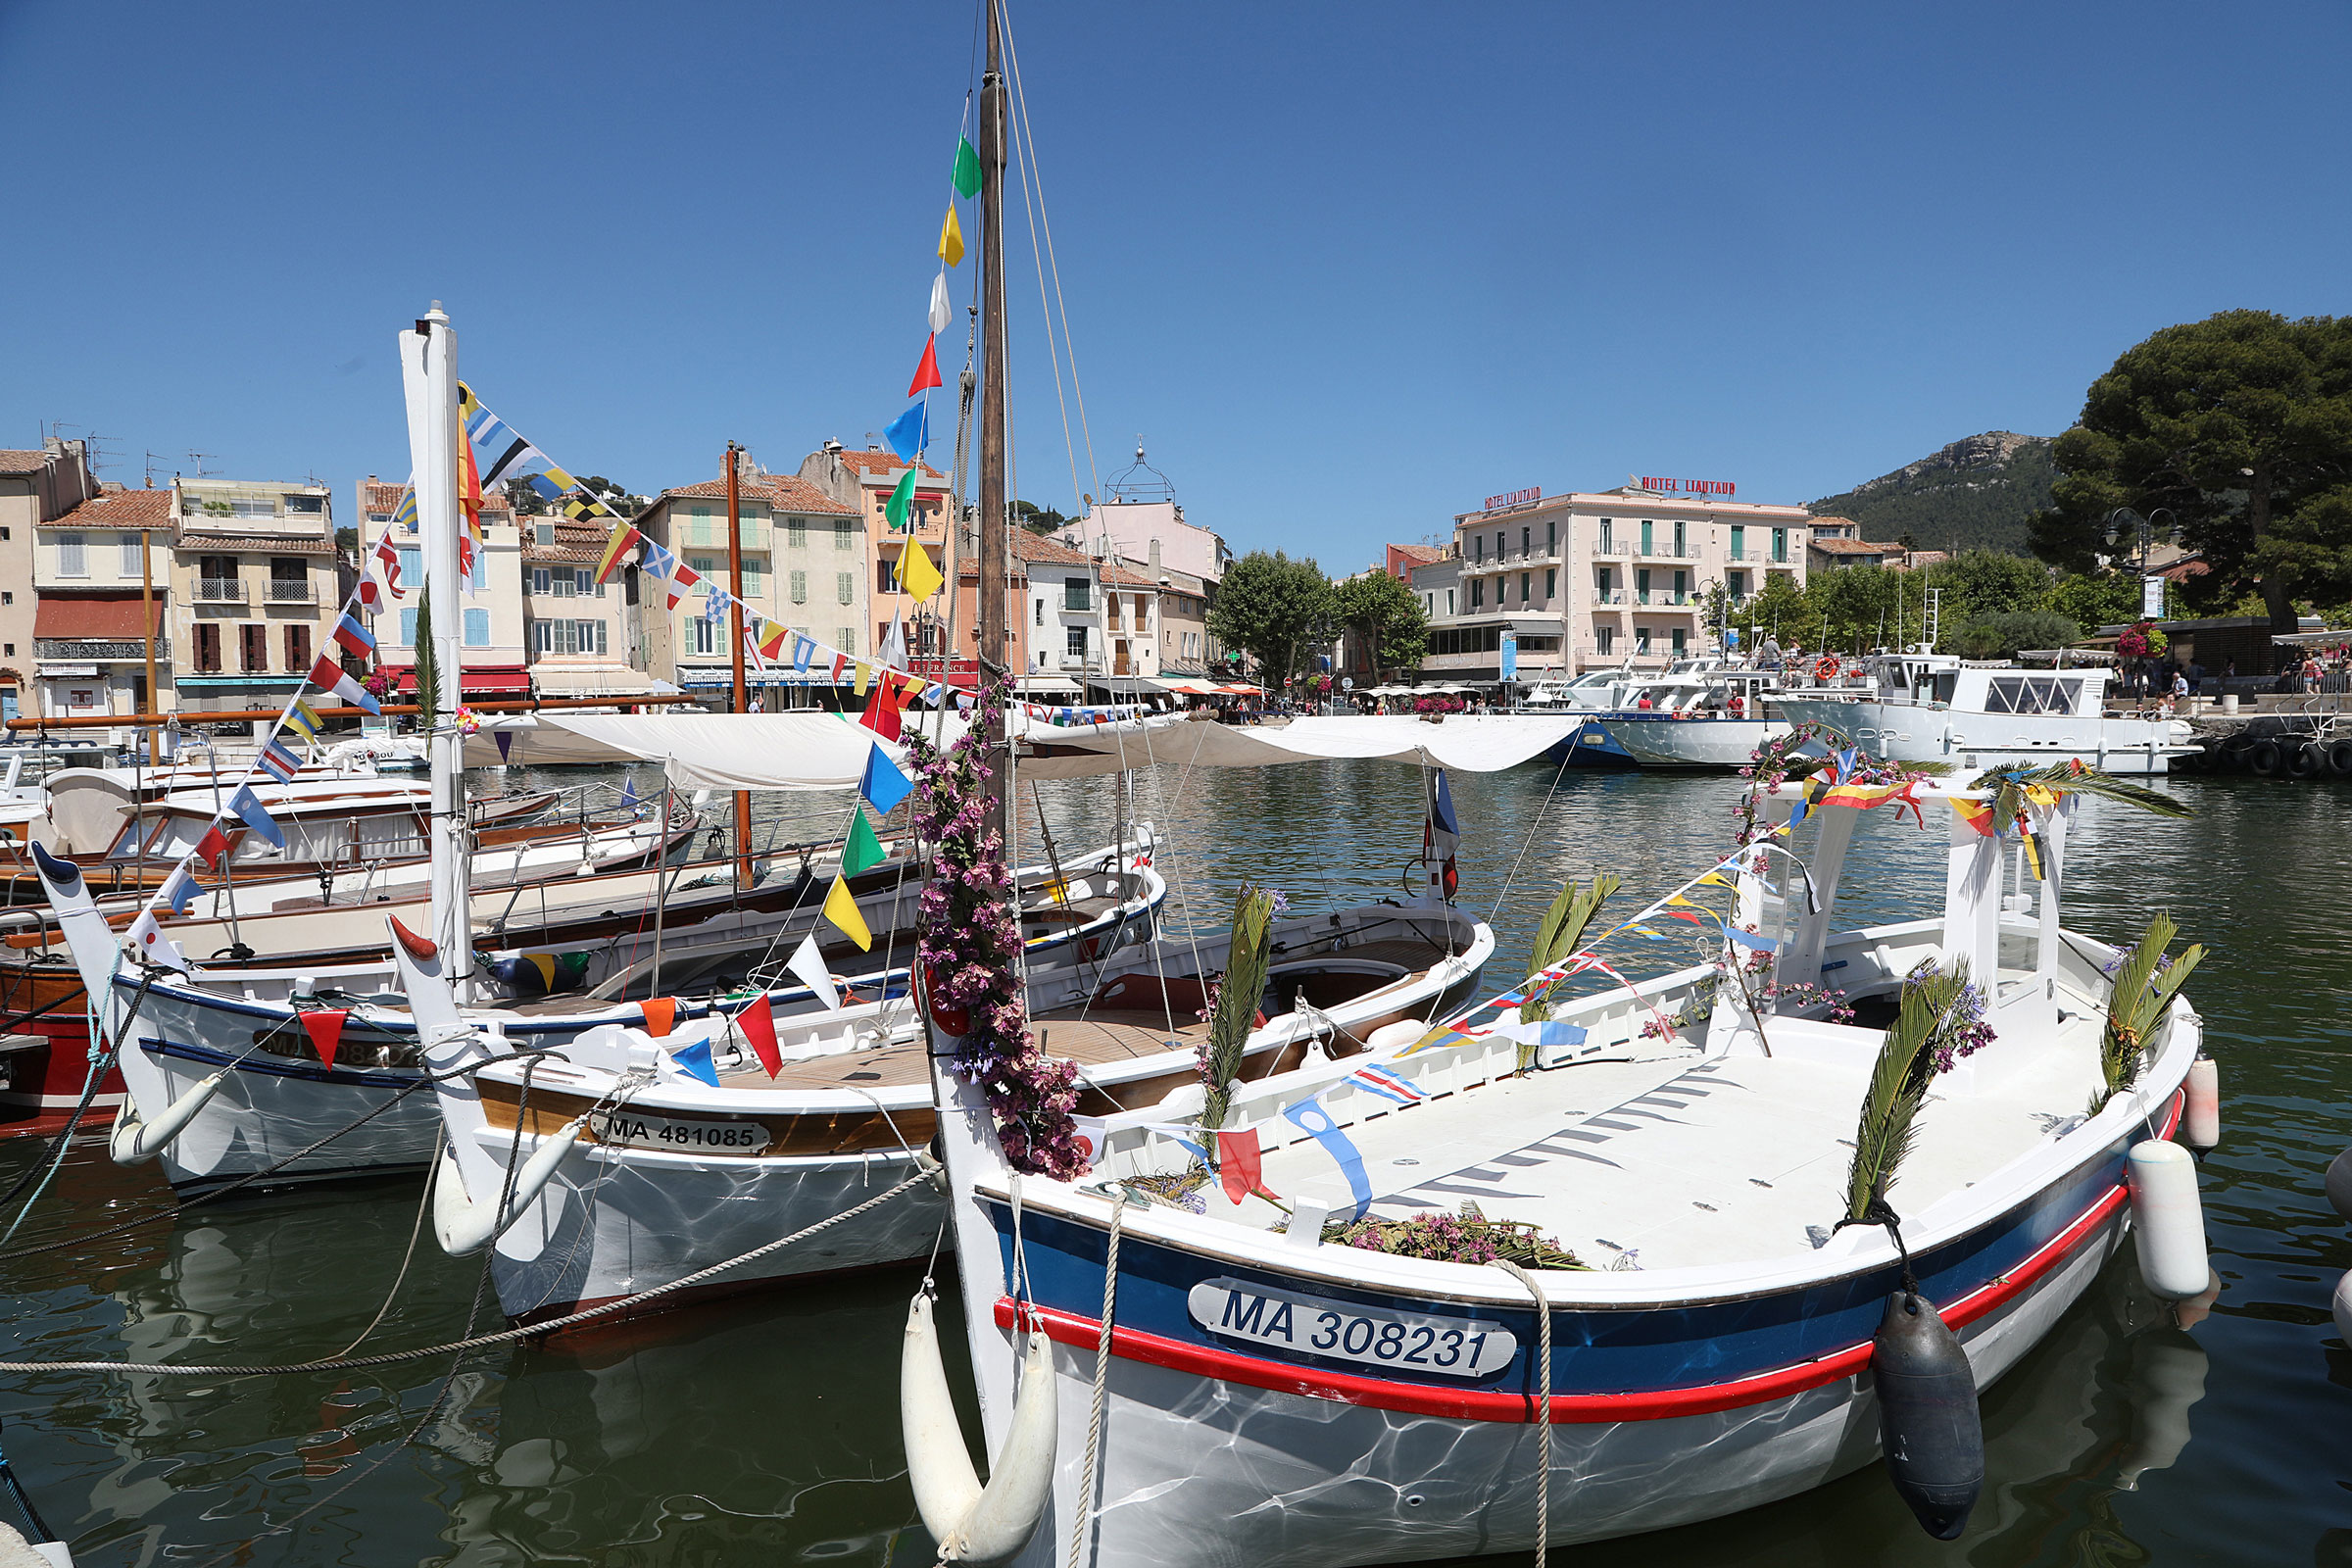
[0,1169,931,1380]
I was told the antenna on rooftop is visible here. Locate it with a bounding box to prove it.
[184,450,219,478]
[144,452,172,487]
[83,432,122,477]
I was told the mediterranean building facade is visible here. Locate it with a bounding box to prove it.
[636,466,863,700]
[30,482,174,724]
[360,478,530,702]
[796,442,940,660]
[0,440,101,720]
[1416,484,1813,681]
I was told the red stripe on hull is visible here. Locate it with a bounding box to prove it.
[994,1091,2180,1424]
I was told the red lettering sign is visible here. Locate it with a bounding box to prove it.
[1482,486,1542,512]
[1639,477,1738,497]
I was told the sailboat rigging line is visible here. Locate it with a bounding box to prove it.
[1486,749,1577,924]
[0,1046,570,1264]
[0,1170,932,1380]
[1001,0,1097,514]
[1067,1190,1126,1568]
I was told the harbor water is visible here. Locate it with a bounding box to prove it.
[2,760,2347,1565]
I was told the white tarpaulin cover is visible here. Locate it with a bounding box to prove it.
[1028,713,1583,772]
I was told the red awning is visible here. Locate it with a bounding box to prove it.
[33,593,161,639]
[376,664,532,697]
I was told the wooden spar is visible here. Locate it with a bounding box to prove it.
[975,0,1009,853]
[139,527,159,767]
[726,440,754,888]
[4,692,704,733]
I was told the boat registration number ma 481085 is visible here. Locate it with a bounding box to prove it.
[1187,1279,1517,1378]
[590,1110,772,1154]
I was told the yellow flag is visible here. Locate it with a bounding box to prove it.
[900,538,943,601]
[823,873,873,951]
[854,661,872,696]
[1696,870,1731,887]
[938,204,964,267]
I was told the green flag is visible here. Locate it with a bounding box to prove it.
[952,135,982,199]
[885,466,917,530]
[843,808,886,876]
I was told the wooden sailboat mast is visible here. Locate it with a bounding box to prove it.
[726,439,753,886]
[975,0,1010,846]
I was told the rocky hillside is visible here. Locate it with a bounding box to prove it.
[1808,432,2056,556]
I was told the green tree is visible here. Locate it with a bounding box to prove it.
[1952,611,2080,661]
[1739,572,1820,651]
[1207,551,1335,687]
[1332,570,1428,677]
[2031,310,2352,630]
[1920,551,2050,627]
[2040,571,2144,634]
[580,475,643,519]
[1015,500,1070,536]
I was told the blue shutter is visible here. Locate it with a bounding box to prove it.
[399,608,417,646]
[463,609,491,648]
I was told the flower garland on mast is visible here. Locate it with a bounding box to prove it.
[907,670,1085,1178]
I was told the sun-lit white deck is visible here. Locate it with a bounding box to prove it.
[1255,1000,2109,1273]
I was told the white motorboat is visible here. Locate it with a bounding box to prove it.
[1772,649,2197,774]
[1605,666,1790,770]
[922,764,2213,1566]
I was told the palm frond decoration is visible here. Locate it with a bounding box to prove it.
[2092,910,2205,1111]
[1200,885,1275,1130]
[413,586,441,735]
[1517,874,1618,1066]
[1967,759,2192,833]
[1845,961,1969,1222]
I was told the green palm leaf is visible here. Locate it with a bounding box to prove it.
[413,587,441,734]
[2093,910,2206,1109]
[1201,885,1275,1130]
[1845,963,1968,1222]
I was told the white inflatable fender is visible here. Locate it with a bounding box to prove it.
[432,1112,592,1256]
[902,1292,1056,1565]
[108,1069,229,1165]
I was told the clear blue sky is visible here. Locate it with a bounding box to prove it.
[5,1,2346,571]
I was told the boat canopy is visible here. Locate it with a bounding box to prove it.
[1031,712,1584,772]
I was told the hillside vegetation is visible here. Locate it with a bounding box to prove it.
[1808,432,2055,556]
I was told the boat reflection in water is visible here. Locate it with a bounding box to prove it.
[1455,1256,2216,1568]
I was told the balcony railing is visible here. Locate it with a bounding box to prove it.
[195,578,246,603]
[266,580,315,603]
[1058,653,1090,670]
[36,639,166,662]
[1592,591,1626,605]
[1638,542,1693,559]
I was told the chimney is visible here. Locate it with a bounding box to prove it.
[1148,539,1161,577]
[823,438,843,454]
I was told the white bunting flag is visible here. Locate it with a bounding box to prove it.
[787,933,842,1013]
[929,270,952,336]
[126,909,190,973]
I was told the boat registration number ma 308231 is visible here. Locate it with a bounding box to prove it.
[1187,1279,1518,1378]
[589,1110,772,1154]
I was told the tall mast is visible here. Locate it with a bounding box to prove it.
[726,440,753,887]
[976,0,1009,848]
[403,303,471,983]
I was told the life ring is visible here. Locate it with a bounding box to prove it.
[1814,656,1841,681]
[2329,739,2352,777]
[2247,739,2282,775]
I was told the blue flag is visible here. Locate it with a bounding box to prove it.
[620,777,638,808]
[1430,769,1459,838]
[1282,1094,1373,1221]
[670,1037,721,1088]
[884,400,929,461]
[859,744,912,815]
[227,784,285,850]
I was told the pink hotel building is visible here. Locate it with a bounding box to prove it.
[1410,484,1812,680]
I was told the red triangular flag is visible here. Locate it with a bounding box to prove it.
[195,824,232,870]
[907,333,944,397]
[858,677,905,742]
[641,997,677,1037]
[737,994,782,1077]
[1215,1127,1277,1204]
[301,1008,349,1071]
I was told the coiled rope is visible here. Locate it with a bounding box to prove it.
[1492,1258,1551,1560]
[1066,1190,1124,1568]
[0,1167,930,1379]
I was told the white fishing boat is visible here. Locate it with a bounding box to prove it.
[1604,666,1789,770]
[919,761,2215,1566]
[1772,649,2196,775]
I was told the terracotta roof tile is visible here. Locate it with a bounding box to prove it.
[1389,543,1446,565]
[835,451,946,480]
[1100,564,1157,588]
[49,488,174,530]
[176,532,338,555]
[1809,537,1898,555]
[1012,531,1097,567]
[0,451,50,474]
[655,474,858,515]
